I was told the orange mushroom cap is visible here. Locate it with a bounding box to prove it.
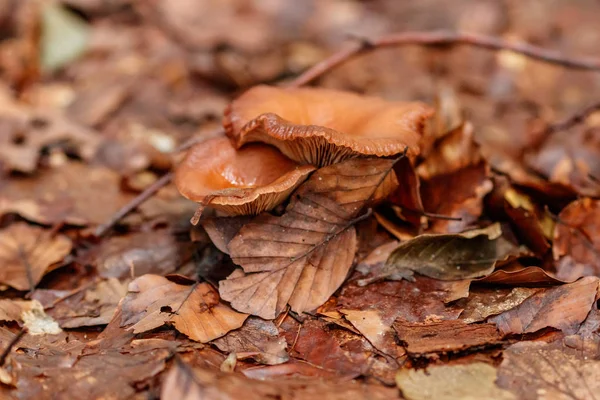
[224,85,434,166]
[175,137,315,218]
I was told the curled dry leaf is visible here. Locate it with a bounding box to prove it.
[393,320,502,356]
[162,358,398,400]
[225,85,433,166]
[489,276,599,335]
[220,157,399,319]
[553,198,600,281]
[120,275,247,343]
[360,224,502,284]
[476,264,567,286]
[497,340,600,400]
[212,317,288,365]
[0,299,62,335]
[0,222,71,291]
[175,137,315,218]
[396,363,516,400]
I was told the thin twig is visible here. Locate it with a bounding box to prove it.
[94,172,174,237]
[289,30,600,87]
[0,329,27,366]
[544,100,600,135]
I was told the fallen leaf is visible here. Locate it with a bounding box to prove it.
[420,163,493,233]
[337,277,465,325]
[562,307,600,359]
[341,309,404,358]
[489,276,599,335]
[0,222,71,291]
[553,198,600,281]
[162,358,399,400]
[120,275,248,342]
[220,157,399,319]
[33,278,129,328]
[477,265,567,286]
[497,340,600,400]
[212,317,289,365]
[458,287,540,323]
[0,163,134,226]
[396,362,516,400]
[82,230,193,279]
[393,320,502,356]
[364,224,502,283]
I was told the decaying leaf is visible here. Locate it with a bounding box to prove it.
[396,362,516,400]
[553,198,600,281]
[220,157,399,319]
[341,309,404,358]
[162,358,398,400]
[394,320,502,356]
[489,276,599,335]
[0,222,71,291]
[33,278,129,328]
[120,275,247,343]
[362,224,502,284]
[212,317,288,365]
[0,299,62,335]
[458,287,540,323]
[338,277,465,325]
[497,340,600,400]
[476,265,567,286]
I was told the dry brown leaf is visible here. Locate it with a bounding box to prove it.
[220,157,399,319]
[0,163,134,226]
[393,320,502,356]
[0,299,62,335]
[497,340,600,400]
[0,222,71,291]
[553,198,600,281]
[396,362,516,400]
[162,358,399,400]
[420,162,493,233]
[476,265,567,286]
[341,309,404,358]
[82,230,193,279]
[212,317,288,365]
[489,276,599,335]
[120,274,248,343]
[33,278,129,328]
[458,287,540,323]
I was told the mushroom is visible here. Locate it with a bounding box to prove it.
[175,137,315,220]
[224,85,434,166]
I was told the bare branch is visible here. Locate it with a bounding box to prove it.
[289,30,600,87]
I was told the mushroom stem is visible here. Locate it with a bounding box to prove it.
[289,30,600,87]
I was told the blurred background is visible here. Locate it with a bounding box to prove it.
[1,0,599,193]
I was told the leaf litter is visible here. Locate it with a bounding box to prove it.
[2,1,600,399]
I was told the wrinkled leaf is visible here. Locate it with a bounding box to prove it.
[0,222,71,291]
[220,157,399,319]
[120,275,247,342]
